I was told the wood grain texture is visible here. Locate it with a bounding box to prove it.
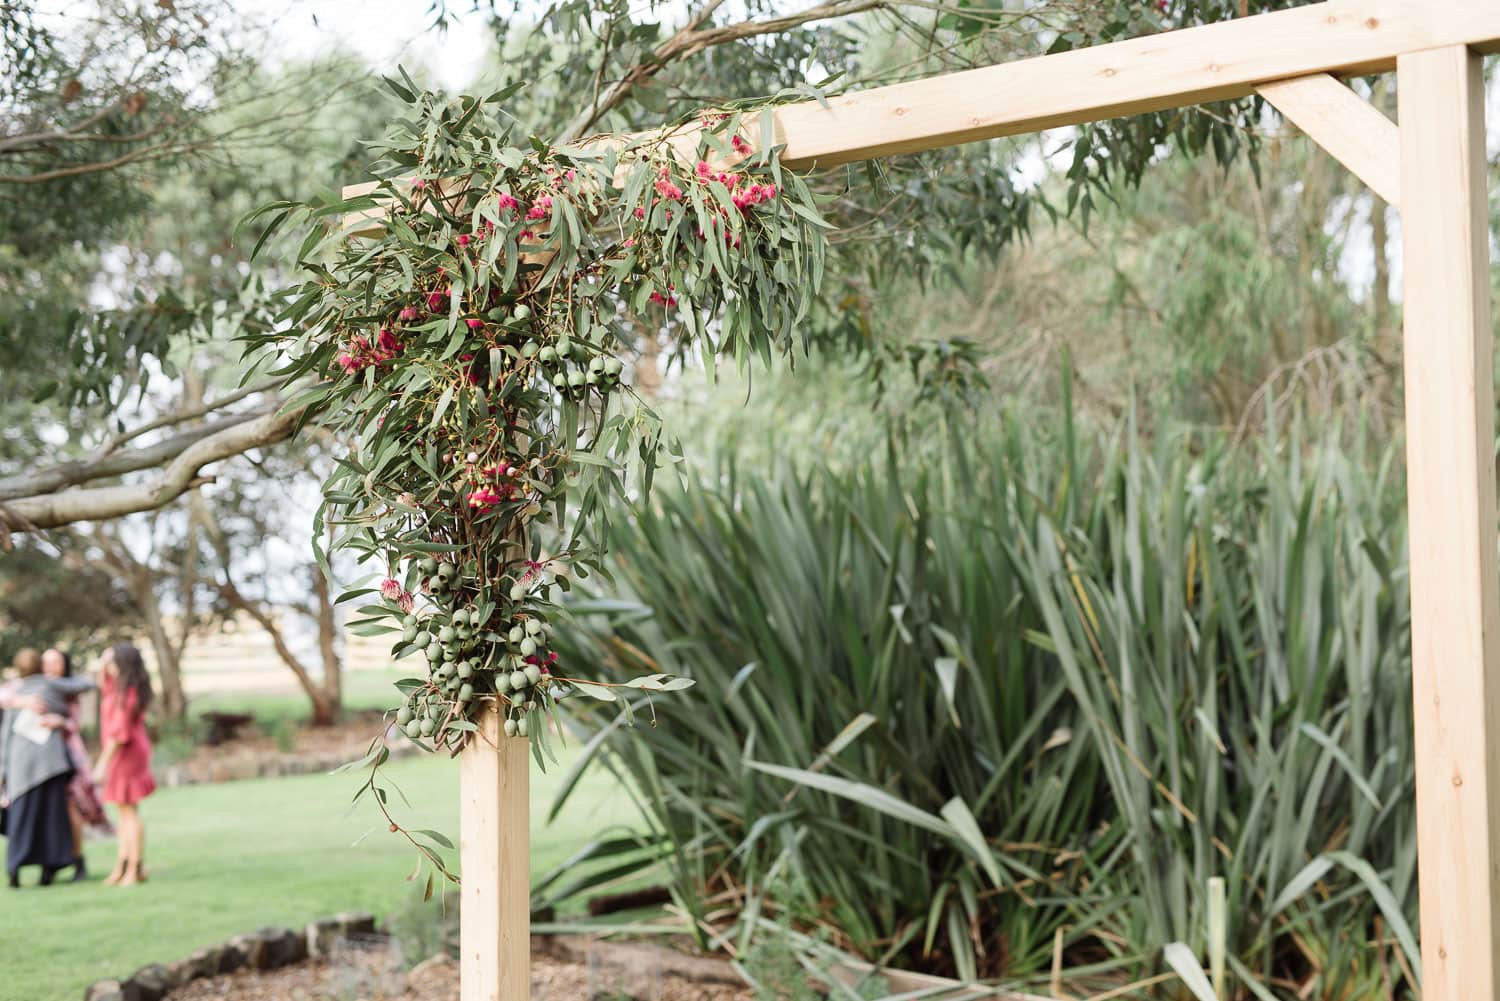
[1399,43,1500,1001]
[460,705,531,1001]
[1255,73,1400,208]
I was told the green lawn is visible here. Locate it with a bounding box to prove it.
[0,748,640,1001]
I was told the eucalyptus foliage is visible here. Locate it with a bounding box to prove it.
[248,76,826,864]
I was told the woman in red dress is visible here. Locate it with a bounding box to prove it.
[94,643,155,886]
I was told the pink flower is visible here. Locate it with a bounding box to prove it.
[377,328,402,357]
[633,207,645,220]
[381,578,403,601]
[411,178,428,191]
[497,193,519,212]
[654,177,684,201]
[457,234,471,248]
[466,318,484,330]
[397,591,415,614]
[731,134,751,154]
[526,196,553,221]
[427,290,446,312]
[399,306,419,322]
[623,237,637,248]
[696,160,711,177]
[468,487,502,511]
[336,352,361,374]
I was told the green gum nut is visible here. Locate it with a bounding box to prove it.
[438,562,456,579]
[503,718,518,737]
[567,370,585,388]
[516,717,530,738]
[509,670,528,690]
[419,718,436,736]
[552,372,567,388]
[396,706,414,726]
[402,614,417,628]
[556,336,572,356]
[420,557,438,574]
[519,637,537,657]
[402,626,418,644]
[404,720,423,739]
[438,626,456,643]
[510,582,527,601]
[508,625,524,644]
[522,341,539,358]
[512,304,531,321]
[524,618,543,636]
[459,683,474,701]
[604,357,623,376]
[538,346,556,364]
[413,632,431,649]
[524,665,542,685]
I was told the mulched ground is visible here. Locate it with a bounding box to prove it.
[169,942,752,1001]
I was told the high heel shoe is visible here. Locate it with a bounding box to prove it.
[72,856,87,882]
[39,866,57,887]
[7,870,18,889]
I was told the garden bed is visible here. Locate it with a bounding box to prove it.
[167,940,750,1001]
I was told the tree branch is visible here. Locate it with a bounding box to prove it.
[558,0,885,142]
[0,405,280,501]
[0,407,305,531]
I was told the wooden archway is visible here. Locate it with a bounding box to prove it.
[347,3,1500,998]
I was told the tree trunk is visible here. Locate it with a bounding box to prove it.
[220,582,338,726]
[311,565,342,724]
[635,320,662,400]
[135,572,188,720]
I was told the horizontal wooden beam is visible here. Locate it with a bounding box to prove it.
[772,0,1500,169]
[343,0,1499,224]
[1256,73,1401,208]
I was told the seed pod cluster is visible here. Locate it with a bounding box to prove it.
[392,556,555,748]
[525,336,625,403]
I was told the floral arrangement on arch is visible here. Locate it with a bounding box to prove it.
[246,74,827,851]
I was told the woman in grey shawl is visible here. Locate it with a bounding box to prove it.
[0,648,95,886]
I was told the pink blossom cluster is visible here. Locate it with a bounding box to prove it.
[380,577,416,613]
[337,328,403,374]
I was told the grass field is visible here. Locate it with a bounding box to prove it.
[0,745,640,1001]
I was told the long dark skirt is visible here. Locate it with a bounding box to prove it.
[1,772,76,874]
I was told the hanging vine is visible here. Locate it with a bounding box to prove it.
[243,74,826,876]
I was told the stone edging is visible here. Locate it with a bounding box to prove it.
[82,912,378,1001]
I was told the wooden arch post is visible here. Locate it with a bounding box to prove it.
[343,4,1500,998]
[1397,43,1500,997]
[458,707,530,1001]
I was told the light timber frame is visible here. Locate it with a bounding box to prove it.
[345,2,1500,998]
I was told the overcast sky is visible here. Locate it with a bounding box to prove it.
[264,0,494,91]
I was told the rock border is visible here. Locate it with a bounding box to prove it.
[83,912,378,1001]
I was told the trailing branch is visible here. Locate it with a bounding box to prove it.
[0,407,304,530]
